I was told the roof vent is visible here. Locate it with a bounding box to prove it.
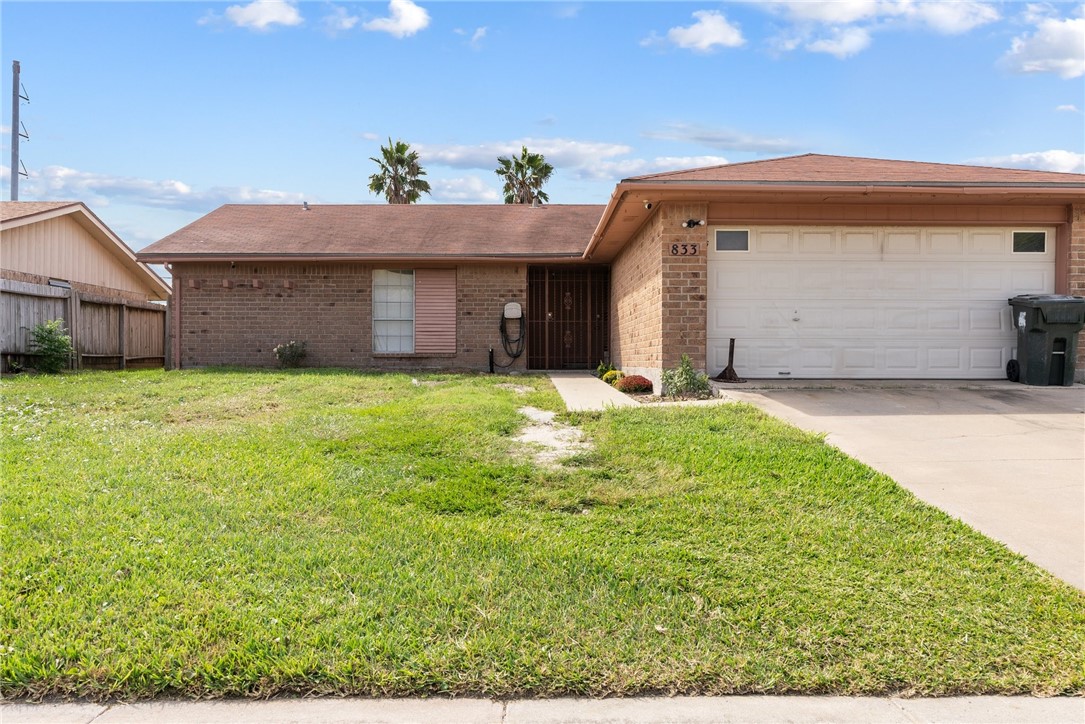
[302,201,310,211]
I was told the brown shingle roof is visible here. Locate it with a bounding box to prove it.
[626,153,1085,185]
[139,204,606,261]
[0,201,81,222]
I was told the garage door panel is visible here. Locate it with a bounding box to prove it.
[1011,269,1051,294]
[841,231,878,254]
[758,231,792,253]
[706,224,1055,378]
[799,230,835,253]
[930,231,965,254]
[710,301,1019,337]
[712,263,1052,301]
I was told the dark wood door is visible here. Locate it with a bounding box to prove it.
[527,267,609,370]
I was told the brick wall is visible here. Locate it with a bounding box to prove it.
[172,262,527,371]
[1070,204,1085,381]
[610,211,663,384]
[455,265,527,371]
[609,202,709,388]
[658,203,708,372]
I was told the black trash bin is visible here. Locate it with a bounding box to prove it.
[1007,294,1085,386]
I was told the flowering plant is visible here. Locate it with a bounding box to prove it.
[273,340,307,368]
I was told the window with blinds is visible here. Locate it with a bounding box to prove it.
[372,268,456,355]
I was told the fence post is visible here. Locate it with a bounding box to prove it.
[67,289,83,370]
[118,303,128,370]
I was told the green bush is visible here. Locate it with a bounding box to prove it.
[273,340,307,368]
[29,319,73,374]
[661,354,712,399]
[601,369,625,385]
[595,360,615,377]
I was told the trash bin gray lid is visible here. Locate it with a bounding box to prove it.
[1007,294,1085,305]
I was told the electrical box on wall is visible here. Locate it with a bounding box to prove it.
[504,302,522,319]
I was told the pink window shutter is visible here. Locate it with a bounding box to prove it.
[414,269,457,354]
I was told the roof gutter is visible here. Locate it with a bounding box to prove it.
[136,252,587,264]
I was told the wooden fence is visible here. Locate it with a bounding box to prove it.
[1,278,169,371]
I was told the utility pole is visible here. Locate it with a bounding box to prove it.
[10,60,29,201]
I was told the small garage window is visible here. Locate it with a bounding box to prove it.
[715,229,750,252]
[1012,231,1046,253]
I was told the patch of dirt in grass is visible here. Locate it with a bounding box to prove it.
[163,390,283,426]
[515,406,589,466]
[497,383,533,394]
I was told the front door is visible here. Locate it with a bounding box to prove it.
[527,267,609,370]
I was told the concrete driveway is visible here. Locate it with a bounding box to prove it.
[717,381,1085,589]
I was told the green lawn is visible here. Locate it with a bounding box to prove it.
[1,369,1082,700]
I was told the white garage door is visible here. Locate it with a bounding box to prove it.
[707,226,1056,379]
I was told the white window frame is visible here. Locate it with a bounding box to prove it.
[713,228,751,253]
[372,269,415,354]
[1011,230,1047,254]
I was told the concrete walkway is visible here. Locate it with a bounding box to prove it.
[6,696,1083,724]
[548,371,636,411]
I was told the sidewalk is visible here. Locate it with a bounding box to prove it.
[547,371,636,411]
[5,695,1082,724]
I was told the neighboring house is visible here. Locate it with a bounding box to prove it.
[138,154,1085,382]
[1,201,171,369]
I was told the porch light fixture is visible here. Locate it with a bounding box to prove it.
[681,219,705,229]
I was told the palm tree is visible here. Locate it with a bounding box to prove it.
[368,138,432,204]
[495,146,554,205]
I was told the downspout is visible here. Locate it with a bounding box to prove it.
[172,266,182,370]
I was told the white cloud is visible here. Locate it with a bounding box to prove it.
[360,132,381,141]
[1056,104,1081,112]
[643,123,799,153]
[762,1,998,33]
[911,1,1000,34]
[363,0,430,38]
[643,10,745,53]
[429,176,501,203]
[553,3,582,20]
[470,26,487,47]
[322,6,359,35]
[806,26,872,57]
[18,165,306,212]
[755,1,998,58]
[585,155,731,181]
[1003,13,1085,79]
[413,137,732,184]
[201,0,304,31]
[416,137,633,170]
[768,1,881,25]
[970,150,1085,173]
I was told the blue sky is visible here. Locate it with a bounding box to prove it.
[2,1,1083,251]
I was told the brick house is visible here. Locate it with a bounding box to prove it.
[138,155,1085,382]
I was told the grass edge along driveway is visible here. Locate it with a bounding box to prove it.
[1,369,1082,700]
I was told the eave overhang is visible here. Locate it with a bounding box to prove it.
[584,180,1085,263]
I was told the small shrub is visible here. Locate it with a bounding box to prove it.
[601,369,625,385]
[662,354,712,399]
[273,340,307,368]
[596,360,615,377]
[29,319,74,374]
[615,374,652,394]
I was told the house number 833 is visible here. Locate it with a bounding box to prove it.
[670,243,699,256]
